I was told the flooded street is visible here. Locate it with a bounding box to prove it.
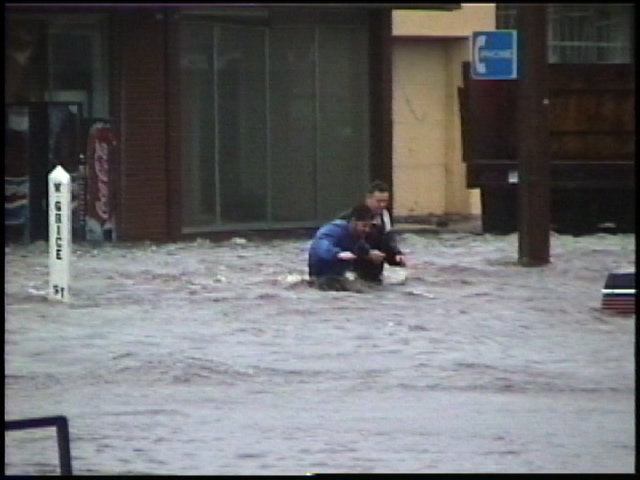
[4,231,635,474]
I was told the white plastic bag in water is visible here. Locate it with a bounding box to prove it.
[383,267,408,285]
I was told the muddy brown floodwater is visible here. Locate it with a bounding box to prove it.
[4,232,635,474]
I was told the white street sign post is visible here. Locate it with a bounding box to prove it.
[49,165,72,302]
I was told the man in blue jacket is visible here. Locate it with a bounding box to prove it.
[308,203,377,291]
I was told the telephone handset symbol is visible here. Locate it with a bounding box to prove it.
[474,34,487,74]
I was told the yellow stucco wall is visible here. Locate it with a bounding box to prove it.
[392,41,447,215]
[393,4,496,38]
[391,4,495,218]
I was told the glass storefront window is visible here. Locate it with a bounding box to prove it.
[47,20,109,119]
[179,9,370,231]
[5,14,110,119]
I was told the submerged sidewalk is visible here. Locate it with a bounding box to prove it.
[394,214,483,235]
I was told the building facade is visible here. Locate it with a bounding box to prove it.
[391,4,495,221]
[391,3,634,231]
[7,4,478,242]
[5,4,634,242]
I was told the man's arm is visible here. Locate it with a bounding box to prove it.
[313,223,343,261]
[354,239,372,259]
[381,209,406,265]
[313,222,369,261]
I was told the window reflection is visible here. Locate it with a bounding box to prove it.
[179,13,369,231]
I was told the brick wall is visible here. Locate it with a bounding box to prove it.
[115,9,169,241]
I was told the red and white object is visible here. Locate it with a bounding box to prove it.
[601,272,635,315]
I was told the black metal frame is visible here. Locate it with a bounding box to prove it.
[5,415,73,475]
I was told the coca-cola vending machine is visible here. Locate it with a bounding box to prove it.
[85,119,117,241]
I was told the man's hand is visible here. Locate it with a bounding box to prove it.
[337,251,357,261]
[395,255,407,267]
[369,249,386,264]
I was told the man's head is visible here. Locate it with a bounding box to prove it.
[348,203,374,237]
[365,180,390,215]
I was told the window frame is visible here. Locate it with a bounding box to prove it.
[495,4,633,64]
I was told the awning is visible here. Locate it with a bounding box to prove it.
[259,4,461,9]
[7,3,461,10]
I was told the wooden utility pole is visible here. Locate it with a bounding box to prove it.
[517,4,550,266]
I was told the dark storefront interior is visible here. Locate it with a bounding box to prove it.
[5,13,114,242]
[178,8,371,232]
[5,7,376,241]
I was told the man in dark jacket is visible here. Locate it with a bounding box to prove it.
[337,180,407,284]
[308,203,375,291]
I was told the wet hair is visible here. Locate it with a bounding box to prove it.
[349,203,375,222]
[367,180,390,194]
